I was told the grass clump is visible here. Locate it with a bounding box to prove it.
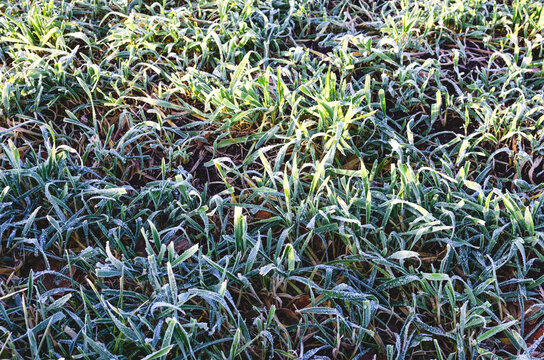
[1,0,544,359]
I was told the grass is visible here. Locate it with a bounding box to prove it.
[0,0,544,358]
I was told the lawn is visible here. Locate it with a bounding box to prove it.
[1,0,544,358]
